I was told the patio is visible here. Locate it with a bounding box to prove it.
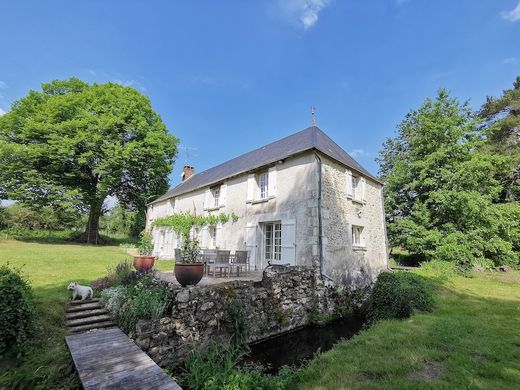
[157,268,263,286]
[156,248,263,286]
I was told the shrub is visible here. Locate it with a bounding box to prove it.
[418,259,458,280]
[100,286,128,316]
[368,271,434,324]
[0,264,35,357]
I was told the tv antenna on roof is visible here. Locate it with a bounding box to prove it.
[178,145,198,164]
[310,106,317,127]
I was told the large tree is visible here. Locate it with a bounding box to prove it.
[479,76,520,201]
[0,78,178,243]
[378,89,519,269]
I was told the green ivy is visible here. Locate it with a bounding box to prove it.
[153,211,238,239]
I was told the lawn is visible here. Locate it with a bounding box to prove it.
[294,269,520,389]
[0,238,173,389]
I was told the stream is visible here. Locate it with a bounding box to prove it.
[243,315,365,374]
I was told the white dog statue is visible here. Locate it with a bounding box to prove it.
[68,282,93,301]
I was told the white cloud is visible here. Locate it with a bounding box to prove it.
[501,1,520,22]
[0,107,6,116]
[0,81,6,89]
[87,69,97,76]
[502,57,518,64]
[348,149,371,158]
[277,0,331,30]
[113,79,136,87]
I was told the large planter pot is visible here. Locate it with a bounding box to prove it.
[174,262,204,287]
[133,255,156,272]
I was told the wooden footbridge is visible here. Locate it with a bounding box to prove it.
[65,300,181,389]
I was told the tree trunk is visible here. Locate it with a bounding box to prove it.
[79,200,104,244]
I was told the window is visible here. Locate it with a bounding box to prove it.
[352,225,364,247]
[212,187,220,207]
[258,172,269,199]
[264,222,281,261]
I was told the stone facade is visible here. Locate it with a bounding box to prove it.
[132,265,369,367]
[320,155,388,288]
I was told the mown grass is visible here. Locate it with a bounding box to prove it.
[294,270,520,389]
[0,238,173,389]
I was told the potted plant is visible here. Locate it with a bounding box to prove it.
[174,237,204,287]
[133,231,156,272]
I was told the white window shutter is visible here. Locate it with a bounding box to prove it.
[220,183,227,206]
[203,189,211,210]
[361,177,366,202]
[246,174,255,202]
[245,223,257,268]
[201,227,209,248]
[268,166,277,197]
[281,220,296,265]
[346,170,353,198]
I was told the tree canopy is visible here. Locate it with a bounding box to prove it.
[378,88,519,270]
[479,76,520,201]
[0,78,178,243]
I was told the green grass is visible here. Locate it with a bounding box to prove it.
[294,270,520,389]
[0,238,173,389]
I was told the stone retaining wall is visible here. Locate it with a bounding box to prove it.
[133,265,370,367]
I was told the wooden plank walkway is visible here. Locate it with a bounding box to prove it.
[66,327,182,390]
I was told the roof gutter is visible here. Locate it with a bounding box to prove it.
[315,152,334,282]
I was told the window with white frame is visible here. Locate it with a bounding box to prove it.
[258,172,269,199]
[264,222,281,261]
[352,225,364,247]
[211,186,220,207]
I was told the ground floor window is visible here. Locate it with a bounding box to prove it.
[352,225,364,247]
[264,222,281,261]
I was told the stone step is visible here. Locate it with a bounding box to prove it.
[69,298,100,305]
[66,308,109,320]
[68,321,116,334]
[66,302,103,313]
[67,314,113,328]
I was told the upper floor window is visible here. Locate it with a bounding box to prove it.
[346,170,366,202]
[212,186,220,207]
[258,172,269,199]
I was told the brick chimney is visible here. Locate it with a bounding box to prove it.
[182,165,195,181]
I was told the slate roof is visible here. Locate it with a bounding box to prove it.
[150,126,380,204]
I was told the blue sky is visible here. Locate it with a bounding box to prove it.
[1,0,519,189]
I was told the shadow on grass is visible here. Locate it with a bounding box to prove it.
[0,229,138,246]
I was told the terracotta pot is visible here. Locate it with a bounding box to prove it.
[133,255,156,272]
[174,262,204,287]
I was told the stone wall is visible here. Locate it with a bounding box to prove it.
[320,155,388,288]
[132,264,369,367]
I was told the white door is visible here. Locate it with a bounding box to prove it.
[263,221,282,264]
[245,223,257,269]
[281,220,296,265]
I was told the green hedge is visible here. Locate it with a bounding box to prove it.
[368,271,434,324]
[0,264,36,357]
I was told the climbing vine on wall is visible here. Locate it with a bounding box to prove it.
[153,211,239,239]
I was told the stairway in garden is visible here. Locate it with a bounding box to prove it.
[66,298,116,334]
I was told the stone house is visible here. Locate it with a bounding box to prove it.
[146,126,388,287]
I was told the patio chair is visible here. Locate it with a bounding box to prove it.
[231,250,249,276]
[208,250,231,277]
[201,249,217,274]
